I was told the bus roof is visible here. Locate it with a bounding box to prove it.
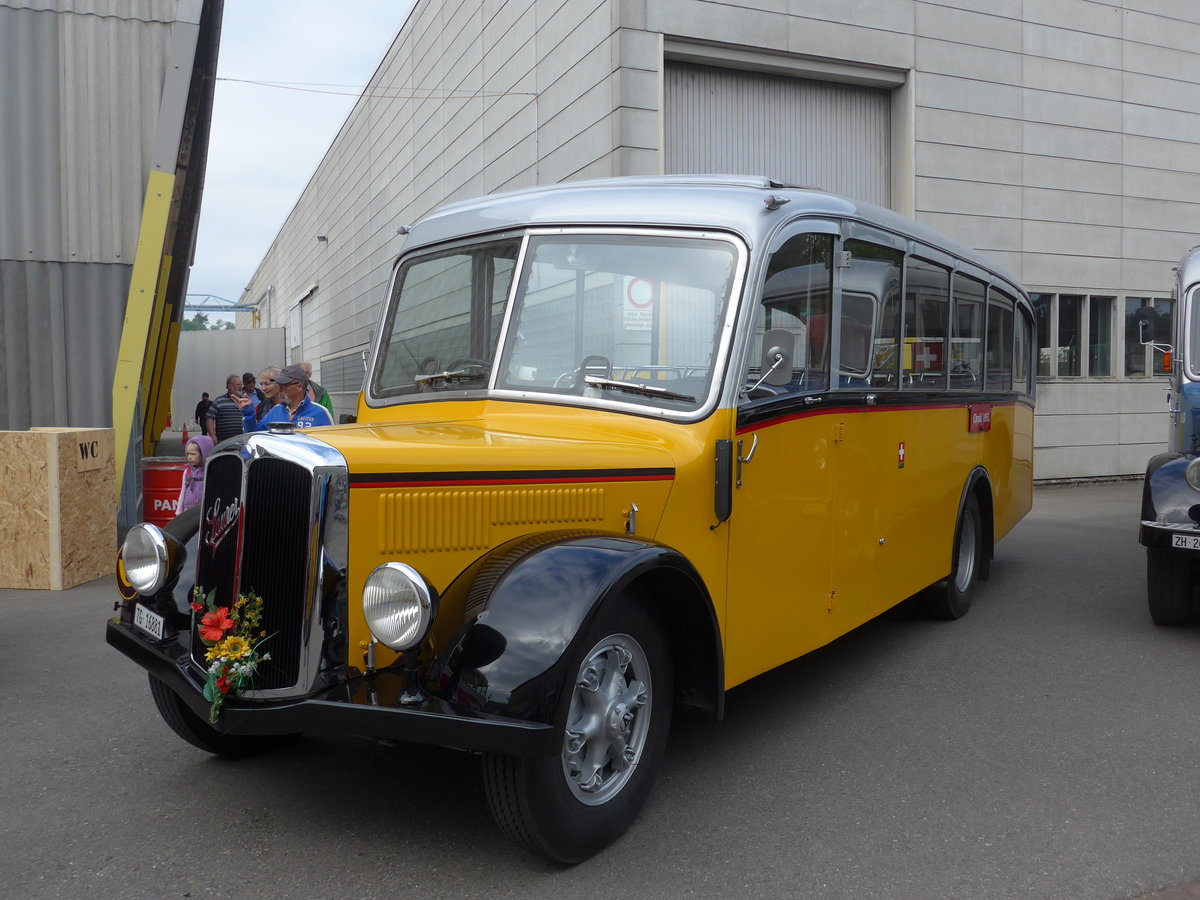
[1179,244,1200,292]
[401,175,1026,297]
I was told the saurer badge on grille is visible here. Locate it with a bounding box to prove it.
[203,496,241,553]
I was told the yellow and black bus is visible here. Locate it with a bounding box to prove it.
[112,176,1034,863]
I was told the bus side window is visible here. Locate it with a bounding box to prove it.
[904,257,950,387]
[746,233,833,398]
[951,273,986,389]
[986,289,1015,390]
[842,240,903,389]
[1015,306,1033,394]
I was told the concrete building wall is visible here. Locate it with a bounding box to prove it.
[238,0,1200,479]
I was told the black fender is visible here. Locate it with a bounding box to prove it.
[1141,451,1193,528]
[956,466,994,577]
[428,533,723,729]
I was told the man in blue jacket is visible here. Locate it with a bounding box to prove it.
[238,364,333,431]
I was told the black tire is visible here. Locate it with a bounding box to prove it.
[924,493,982,620]
[1147,548,1194,626]
[481,599,672,864]
[148,674,298,759]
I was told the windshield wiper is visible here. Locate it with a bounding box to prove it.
[583,375,696,403]
[414,367,488,386]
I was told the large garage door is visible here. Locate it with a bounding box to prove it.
[665,61,891,208]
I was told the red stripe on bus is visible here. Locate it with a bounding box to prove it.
[737,400,1018,434]
[350,473,676,489]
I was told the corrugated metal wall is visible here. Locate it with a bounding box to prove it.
[0,1,175,433]
[0,260,132,427]
[663,62,892,208]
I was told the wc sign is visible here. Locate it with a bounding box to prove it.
[75,437,104,472]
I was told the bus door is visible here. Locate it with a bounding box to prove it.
[825,237,906,636]
[724,229,836,686]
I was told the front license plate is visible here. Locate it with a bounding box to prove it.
[1171,534,1200,550]
[133,604,164,640]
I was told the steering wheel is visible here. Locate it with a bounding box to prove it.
[554,354,612,392]
[448,357,490,373]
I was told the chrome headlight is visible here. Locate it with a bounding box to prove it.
[122,523,169,595]
[362,562,436,651]
[1186,458,1200,492]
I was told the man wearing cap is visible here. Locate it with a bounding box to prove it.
[242,371,266,418]
[238,364,333,431]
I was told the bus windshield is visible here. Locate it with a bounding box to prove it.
[1188,285,1200,380]
[372,231,741,414]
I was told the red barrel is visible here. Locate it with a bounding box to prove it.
[142,458,188,526]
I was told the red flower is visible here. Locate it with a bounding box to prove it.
[190,601,204,612]
[216,675,230,695]
[199,606,235,642]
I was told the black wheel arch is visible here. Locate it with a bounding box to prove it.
[957,466,995,576]
[429,532,723,729]
[1141,451,1189,525]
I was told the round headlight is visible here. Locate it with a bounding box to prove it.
[122,523,169,595]
[362,562,435,651]
[1187,458,1200,492]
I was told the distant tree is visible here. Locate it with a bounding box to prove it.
[181,312,211,331]
[180,312,237,331]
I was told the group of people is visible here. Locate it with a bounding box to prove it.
[179,362,335,513]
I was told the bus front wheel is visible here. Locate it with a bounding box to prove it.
[1147,548,1193,626]
[924,494,982,620]
[481,598,672,864]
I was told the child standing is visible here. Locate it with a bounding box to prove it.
[177,435,214,513]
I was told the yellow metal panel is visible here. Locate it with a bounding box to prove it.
[143,253,178,455]
[111,168,174,495]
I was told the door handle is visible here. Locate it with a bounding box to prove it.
[736,433,758,487]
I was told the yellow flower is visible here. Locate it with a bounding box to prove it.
[206,634,252,661]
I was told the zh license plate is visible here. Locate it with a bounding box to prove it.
[1171,534,1200,550]
[133,604,164,640]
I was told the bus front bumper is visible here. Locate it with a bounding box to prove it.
[106,619,557,757]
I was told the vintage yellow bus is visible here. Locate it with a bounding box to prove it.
[111,176,1034,863]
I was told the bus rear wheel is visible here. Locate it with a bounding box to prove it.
[1147,548,1193,626]
[924,493,982,620]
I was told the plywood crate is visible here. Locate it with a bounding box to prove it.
[0,427,116,590]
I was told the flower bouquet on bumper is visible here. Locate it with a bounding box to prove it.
[191,588,271,723]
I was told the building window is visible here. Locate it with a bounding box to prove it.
[1056,294,1082,376]
[1089,296,1113,376]
[1032,292,1166,379]
[1125,297,1173,377]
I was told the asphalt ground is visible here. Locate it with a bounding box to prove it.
[2,479,1199,898]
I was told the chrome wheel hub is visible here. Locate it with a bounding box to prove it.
[561,633,651,805]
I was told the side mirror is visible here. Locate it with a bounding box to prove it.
[1134,305,1156,344]
[760,328,795,386]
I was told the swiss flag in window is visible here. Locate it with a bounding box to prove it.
[913,341,943,371]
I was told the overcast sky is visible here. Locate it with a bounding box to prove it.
[188,0,417,320]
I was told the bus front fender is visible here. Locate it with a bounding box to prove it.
[429,534,720,730]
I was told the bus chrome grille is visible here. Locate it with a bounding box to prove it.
[193,454,314,692]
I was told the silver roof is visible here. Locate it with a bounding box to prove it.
[1178,245,1200,293]
[401,175,1024,295]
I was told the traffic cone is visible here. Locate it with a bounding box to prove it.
[182,423,189,446]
